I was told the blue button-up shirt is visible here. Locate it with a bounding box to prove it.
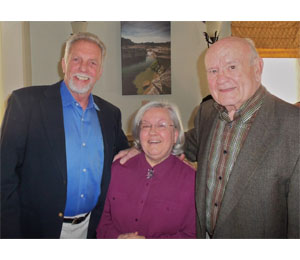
[60,81,104,216]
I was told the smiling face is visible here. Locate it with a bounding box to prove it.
[139,107,179,167]
[205,37,263,115]
[62,39,103,96]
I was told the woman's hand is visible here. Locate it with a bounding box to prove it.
[118,232,145,239]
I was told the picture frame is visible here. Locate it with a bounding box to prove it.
[121,21,171,95]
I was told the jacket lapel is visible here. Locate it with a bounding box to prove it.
[214,93,276,232]
[196,104,218,237]
[93,98,111,193]
[95,104,109,168]
[40,82,67,182]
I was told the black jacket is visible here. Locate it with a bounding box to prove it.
[0,81,129,238]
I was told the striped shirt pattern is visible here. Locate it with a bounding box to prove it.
[206,86,266,236]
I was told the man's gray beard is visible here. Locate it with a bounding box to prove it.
[69,77,93,94]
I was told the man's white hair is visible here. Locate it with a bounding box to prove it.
[64,32,106,63]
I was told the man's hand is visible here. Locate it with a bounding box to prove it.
[178,153,197,170]
[113,148,140,164]
[178,153,185,161]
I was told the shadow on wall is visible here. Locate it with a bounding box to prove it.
[186,48,210,130]
[57,43,66,80]
[0,95,10,126]
[187,104,200,130]
[126,108,138,134]
[197,49,210,100]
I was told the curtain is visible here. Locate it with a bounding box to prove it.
[231,21,300,58]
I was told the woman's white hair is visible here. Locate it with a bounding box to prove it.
[132,101,185,155]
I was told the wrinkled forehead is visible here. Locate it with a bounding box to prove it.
[205,40,250,67]
[142,107,172,121]
[143,107,169,117]
[70,39,102,52]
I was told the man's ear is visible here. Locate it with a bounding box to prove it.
[254,57,264,82]
[61,58,66,74]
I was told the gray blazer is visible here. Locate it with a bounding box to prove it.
[185,89,299,238]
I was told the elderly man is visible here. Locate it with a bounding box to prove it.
[184,36,299,238]
[0,32,129,238]
[116,36,299,238]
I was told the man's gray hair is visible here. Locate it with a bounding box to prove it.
[244,38,259,63]
[64,32,106,63]
[132,101,185,155]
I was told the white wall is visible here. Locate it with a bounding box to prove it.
[0,22,32,124]
[2,21,299,132]
[262,58,300,103]
[29,21,231,132]
[0,22,4,120]
[1,22,26,100]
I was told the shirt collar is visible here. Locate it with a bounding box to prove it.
[214,85,266,123]
[60,81,100,111]
[139,152,176,172]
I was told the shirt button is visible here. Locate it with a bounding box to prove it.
[223,150,227,154]
[81,117,84,122]
[80,194,84,198]
[214,203,218,207]
[58,212,64,218]
[83,168,87,173]
[76,103,79,106]
[219,176,222,180]
[135,218,138,222]
[82,142,86,147]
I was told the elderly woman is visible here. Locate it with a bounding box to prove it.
[96,101,196,239]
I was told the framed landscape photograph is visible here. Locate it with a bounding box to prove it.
[121,21,171,95]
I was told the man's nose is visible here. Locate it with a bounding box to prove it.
[216,70,227,83]
[79,61,88,72]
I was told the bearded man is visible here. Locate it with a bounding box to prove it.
[1,32,129,238]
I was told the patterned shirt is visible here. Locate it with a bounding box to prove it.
[206,86,266,236]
